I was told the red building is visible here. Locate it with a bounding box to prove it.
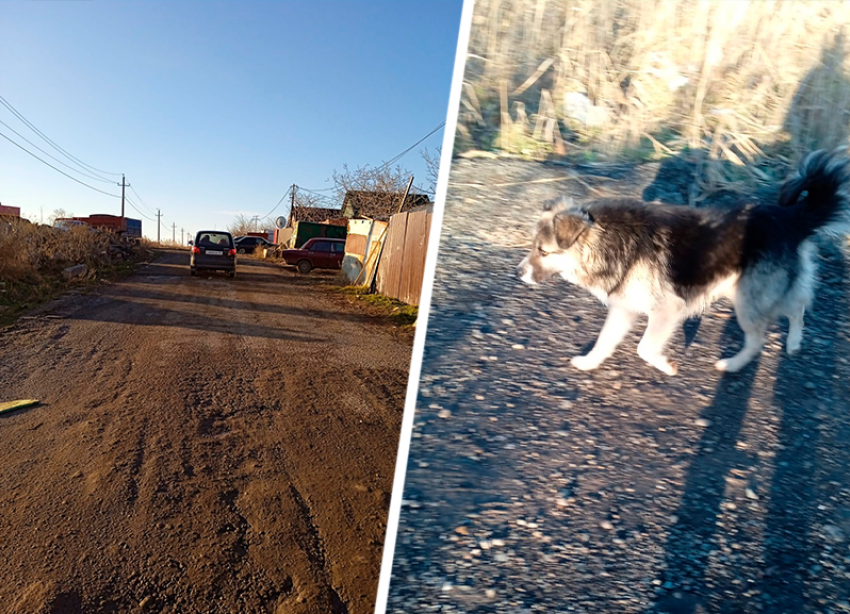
[0,203,21,217]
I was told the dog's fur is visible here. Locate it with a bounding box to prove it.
[516,149,850,375]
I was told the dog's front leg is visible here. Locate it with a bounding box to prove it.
[637,308,685,376]
[571,305,637,371]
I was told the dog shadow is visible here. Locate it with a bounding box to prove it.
[642,30,850,611]
[651,246,847,614]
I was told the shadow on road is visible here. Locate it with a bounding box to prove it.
[105,286,376,326]
[63,297,322,342]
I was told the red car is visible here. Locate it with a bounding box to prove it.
[282,237,346,274]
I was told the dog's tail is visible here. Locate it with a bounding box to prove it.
[778,148,850,237]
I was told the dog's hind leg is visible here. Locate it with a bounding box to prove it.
[571,305,637,371]
[715,304,768,372]
[785,246,815,356]
[637,307,685,376]
[786,305,805,355]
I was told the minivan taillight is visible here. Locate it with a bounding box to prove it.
[228,248,237,257]
[191,246,200,254]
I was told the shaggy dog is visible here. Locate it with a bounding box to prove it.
[516,149,850,375]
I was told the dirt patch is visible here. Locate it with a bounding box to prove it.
[0,250,412,614]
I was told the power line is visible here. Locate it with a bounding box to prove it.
[0,118,114,184]
[377,121,445,170]
[260,185,293,220]
[0,94,122,178]
[124,195,156,221]
[0,129,120,198]
[128,184,158,217]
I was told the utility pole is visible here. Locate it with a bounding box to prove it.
[180,228,184,245]
[172,223,176,243]
[290,183,296,225]
[118,175,128,220]
[156,209,162,243]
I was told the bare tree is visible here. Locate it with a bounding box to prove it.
[48,208,72,226]
[332,163,428,220]
[421,147,442,196]
[228,213,273,236]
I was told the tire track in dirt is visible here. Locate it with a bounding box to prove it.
[0,250,412,614]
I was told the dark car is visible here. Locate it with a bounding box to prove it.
[281,237,346,274]
[191,230,237,277]
[234,235,275,254]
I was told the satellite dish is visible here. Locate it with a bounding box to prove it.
[275,216,287,229]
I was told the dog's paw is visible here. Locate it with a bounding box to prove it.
[656,359,678,376]
[570,355,601,371]
[786,340,802,356]
[715,358,741,373]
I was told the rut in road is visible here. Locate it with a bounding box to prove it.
[0,250,411,614]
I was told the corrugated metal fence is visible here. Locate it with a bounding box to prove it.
[375,209,432,306]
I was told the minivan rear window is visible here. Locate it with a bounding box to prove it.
[197,232,233,248]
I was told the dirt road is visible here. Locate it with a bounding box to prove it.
[0,250,412,614]
[388,158,850,613]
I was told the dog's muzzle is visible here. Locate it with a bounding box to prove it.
[516,257,537,285]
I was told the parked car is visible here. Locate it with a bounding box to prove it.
[281,237,346,274]
[234,235,275,254]
[190,230,237,278]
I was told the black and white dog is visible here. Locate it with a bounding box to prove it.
[517,149,850,375]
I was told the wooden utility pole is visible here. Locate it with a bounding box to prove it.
[172,223,176,243]
[289,184,296,225]
[156,209,162,243]
[180,228,184,244]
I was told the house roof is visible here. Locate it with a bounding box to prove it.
[342,190,432,220]
[289,205,343,224]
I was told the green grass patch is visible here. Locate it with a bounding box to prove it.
[337,286,418,326]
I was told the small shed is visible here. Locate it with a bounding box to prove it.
[342,218,389,285]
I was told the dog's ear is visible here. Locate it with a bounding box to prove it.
[553,208,593,249]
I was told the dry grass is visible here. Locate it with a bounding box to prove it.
[460,0,850,195]
[156,239,190,250]
[0,218,151,323]
[0,219,113,282]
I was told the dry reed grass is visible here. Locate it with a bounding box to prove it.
[459,0,850,195]
[0,218,151,321]
[0,218,114,282]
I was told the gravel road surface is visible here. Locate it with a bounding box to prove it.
[0,250,411,614]
[387,158,850,614]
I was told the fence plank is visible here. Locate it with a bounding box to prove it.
[398,210,431,305]
[376,212,409,299]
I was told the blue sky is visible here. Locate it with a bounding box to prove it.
[0,0,462,241]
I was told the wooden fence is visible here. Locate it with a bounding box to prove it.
[375,209,432,306]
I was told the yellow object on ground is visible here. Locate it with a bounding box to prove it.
[0,399,39,415]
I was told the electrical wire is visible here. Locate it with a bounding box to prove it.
[377,121,445,170]
[0,118,114,184]
[260,185,292,221]
[128,184,158,217]
[0,94,122,178]
[0,129,120,198]
[123,195,156,221]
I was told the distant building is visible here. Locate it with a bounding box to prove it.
[287,205,343,226]
[0,202,21,217]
